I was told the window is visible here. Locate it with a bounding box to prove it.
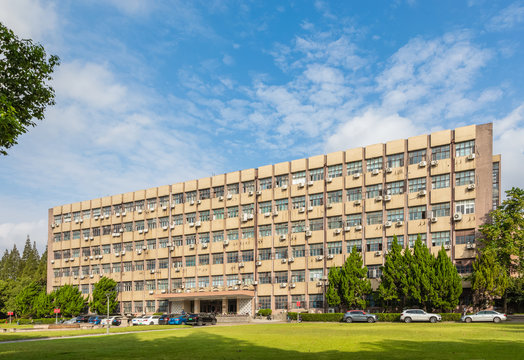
[366,238,382,252]
[366,157,383,172]
[185,235,196,246]
[200,210,210,222]
[408,149,426,165]
[258,248,272,260]
[309,243,323,256]
[347,240,362,253]
[347,160,362,175]
[259,201,272,214]
[185,278,196,289]
[275,223,288,236]
[212,275,223,287]
[212,231,224,243]
[173,214,183,225]
[172,236,182,247]
[327,190,342,204]
[227,206,238,218]
[226,252,238,263]
[456,170,475,186]
[455,263,473,275]
[347,187,362,201]
[292,221,305,233]
[292,196,306,209]
[212,253,224,264]
[242,204,254,215]
[259,224,272,237]
[387,153,404,168]
[103,206,112,217]
[72,230,80,240]
[135,281,144,291]
[309,193,323,207]
[309,269,323,281]
[199,189,210,200]
[274,271,288,283]
[432,173,450,189]
[309,168,324,181]
[366,184,382,198]
[135,221,144,231]
[274,247,288,259]
[328,164,343,178]
[292,245,305,258]
[309,218,323,231]
[227,183,239,195]
[456,231,475,245]
[327,216,343,229]
[172,258,182,268]
[134,261,144,271]
[63,232,71,241]
[456,140,475,157]
[258,296,271,309]
[431,145,450,161]
[346,214,362,226]
[275,295,288,310]
[275,175,289,188]
[275,199,288,211]
[158,258,168,269]
[213,186,224,198]
[408,178,426,193]
[53,214,62,224]
[259,272,272,284]
[367,265,382,278]
[432,203,450,218]
[147,239,156,250]
[327,241,342,255]
[259,177,272,190]
[147,198,156,211]
[387,209,404,222]
[198,277,209,288]
[292,171,306,185]
[92,227,100,237]
[186,213,196,224]
[432,231,450,246]
[309,294,323,308]
[227,229,238,241]
[198,254,209,266]
[213,208,224,220]
[387,235,404,249]
[146,259,156,271]
[173,193,184,204]
[226,274,238,286]
[456,200,475,214]
[53,234,61,242]
[123,262,132,272]
[102,245,110,254]
[291,270,305,283]
[366,211,382,225]
[242,227,254,239]
[186,191,196,202]
[409,206,426,220]
[185,256,196,267]
[242,181,254,193]
[242,250,254,262]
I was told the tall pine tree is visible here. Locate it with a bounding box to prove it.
[378,236,408,311]
[433,246,462,311]
[339,247,371,310]
[326,266,341,308]
[406,236,437,310]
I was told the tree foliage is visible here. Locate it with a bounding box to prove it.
[89,277,119,314]
[433,246,463,311]
[0,22,60,155]
[378,236,408,310]
[51,284,87,317]
[471,251,510,310]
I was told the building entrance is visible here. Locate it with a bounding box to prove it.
[200,300,222,314]
[228,299,237,313]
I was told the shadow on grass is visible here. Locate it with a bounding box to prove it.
[0,325,522,360]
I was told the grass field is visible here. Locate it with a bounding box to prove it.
[0,322,522,359]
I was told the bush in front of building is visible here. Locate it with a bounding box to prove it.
[439,313,461,322]
[257,309,272,317]
[375,313,401,322]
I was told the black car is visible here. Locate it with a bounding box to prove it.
[75,315,90,323]
[185,313,217,326]
[343,310,378,323]
[158,314,172,325]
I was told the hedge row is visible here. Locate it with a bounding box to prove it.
[13,318,67,325]
[288,312,462,322]
[257,309,272,317]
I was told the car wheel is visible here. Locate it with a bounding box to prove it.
[345,317,353,323]
[404,317,412,323]
[493,317,501,323]
[211,318,217,325]
[367,317,374,323]
[465,317,472,323]
[150,322,154,325]
[430,317,437,323]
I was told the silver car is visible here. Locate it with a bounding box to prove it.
[461,310,507,323]
[400,309,442,323]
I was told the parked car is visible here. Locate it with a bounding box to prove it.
[461,311,507,323]
[343,310,377,323]
[142,315,161,325]
[88,315,103,325]
[158,314,172,325]
[168,314,189,325]
[62,318,77,324]
[400,309,442,323]
[75,315,90,323]
[185,313,217,326]
[131,317,144,326]
[101,316,122,326]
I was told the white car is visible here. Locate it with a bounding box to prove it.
[400,309,442,323]
[131,317,145,326]
[142,315,161,325]
[100,316,121,326]
[461,311,507,323]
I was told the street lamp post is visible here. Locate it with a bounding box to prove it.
[106,293,110,335]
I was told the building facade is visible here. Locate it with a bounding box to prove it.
[47,123,501,315]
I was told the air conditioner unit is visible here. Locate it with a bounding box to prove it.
[316,281,323,286]
[138,229,143,234]
[150,269,155,274]
[75,219,79,224]
[384,221,392,228]
[189,244,195,249]
[396,221,404,227]
[115,253,120,257]
[256,261,262,266]
[80,275,85,279]
[385,167,393,173]
[189,222,195,227]
[162,205,167,211]
[175,267,180,272]
[70,257,74,262]
[161,289,166,293]
[247,214,254,220]
[248,190,254,196]
[444,244,451,250]
[344,226,351,232]
[308,206,314,212]
[170,223,175,229]
[238,262,245,268]
[453,212,463,221]
[105,214,109,219]
[94,215,99,220]
[334,229,341,235]
[372,169,380,175]
[51,259,55,264]
[122,211,126,217]
[466,243,476,249]
[89,255,94,260]
[161,225,168,231]
[51,224,55,228]
[354,200,361,206]
[189,200,195,205]
[327,254,335,260]
[236,280,242,285]
[197,200,201,205]
[195,221,201,227]
[353,172,361,179]
[281,258,287,264]
[431,160,439,166]
[305,231,312,237]
[298,182,305,188]
[316,255,323,261]
[419,161,427,167]
[90,236,94,240]
[280,283,287,288]
[242,214,248,222]
[298,207,305,213]
[227,194,233,200]
[467,184,476,190]
[375,251,382,256]
[326,203,333,209]
[256,190,262,196]
[307,180,314,186]
[84,256,88,261]
[219,196,224,201]
[467,153,476,160]
[326,177,333,183]
[376,196,383,201]
[116,213,120,217]
[418,190,427,197]
[137,209,143,214]
[65,258,69,262]
[280,234,286,241]
[202,243,208,249]
[273,210,279,216]
[305,226,310,231]
[84,237,89,241]
[430,217,438,223]
[73,276,78,280]
[282,184,288,190]
[253,281,258,285]
[288,257,295,263]
[142,245,147,250]
[384,195,391,201]
[264,212,271,217]
[149,290,154,295]
[176,289,182,293]
[171,203,175,208]
[223,240,229,246]
[119,228,124,233]
[355,225,362,231]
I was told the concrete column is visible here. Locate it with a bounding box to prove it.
[194,299,200,313]
[222,298,227,314]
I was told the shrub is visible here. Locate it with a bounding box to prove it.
[439,313,461,322]
[289,313,344,322]
[257,309,272,317]
[16,318,68,325]
[375,313,401,322]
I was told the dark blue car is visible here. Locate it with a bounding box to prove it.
[168,314,188,325]
[88,315,102,325]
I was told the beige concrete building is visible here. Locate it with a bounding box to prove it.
[47,123,501,315]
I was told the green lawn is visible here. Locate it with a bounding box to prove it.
[0,323,522,359]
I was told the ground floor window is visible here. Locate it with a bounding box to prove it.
[309,294,323,308]
[291,295,305,308]
[146,300,155,313]
[258,296,271,310]
[157,300,168,313]
[275,295,288,310]
[134,301,143,313]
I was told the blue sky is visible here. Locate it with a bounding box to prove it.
[0,0,523,252]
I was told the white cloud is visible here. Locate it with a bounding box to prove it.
[0,0,57,41]
[486,2,524,31]
[0,219,47,254]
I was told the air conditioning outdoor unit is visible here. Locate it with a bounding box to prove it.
[396,221,404,227]
[344,226,351,232]
[115,253,120,257]
[282,184,288,190]
[162,226,168,230]
[326,203,332,209]
[253,281,258,285]
[189,200,195,205]
[116,213,120,217]
[298,207,305,213]
[171,203,175,208]
[90,274,94,278]
[94,216,99,220]
[418,190,427,197]
[219,196,224,201]
[142,245,147,250]
[170,224,175,229]
[189,222,195,227]
[247,214,254,220]
[202,243,208,249]
[288,257,295,263]
[353,172,361,179]
[75,219,79,224]
[376,196,383,201]
[280,234,286,241]
[90,236,94,240]
[137,250,142,255]
[307,181,314,186]
[384,221,392,228]
[138,229,143,234]
[150,269,155,274]
[84,237,89,241]
[430,217,438,223]
[289,283,296,288]
[444,244,451,250]
[467,184,476,190]
[256,190,262,196]
[305,231,312,237]
[227,194,233,200]
[317,281,323,286]
[80,275,85,279]
[65,258,69,262]
[89,255,94,260]
[419,161,427,167]
[84,256,88,261]
[189,244,195,249]
[70,257,74,262]
[334,229,341,235]
[280,283,287,288]
[195,221,201,227]
[384,195,391,201]
[137,209,143,214]
[355,225,362,231]
[372,169,380,175]
[327,254,334,260]
[273,210,279,216]
[238,262,245,268]
[175,267,180,272]
[431,160,439,166]
[453,213,463,221]
[224,240,229,246]
[161,289,166,293]
[375,251,382,256]
[316,255,323,261]
[248,191,254,196]
[264,212,271,217]
[119,228,124,233]
[149,290,154,295]
[354,200,361,206]
[467,153,476,160]
[466,243,476,249]
[256,261,262,266]
[298,182,305,188]
[308,206,314,212]
[236,280,242,285]
[281,259,287,264]
[326,177,333,183]
[51,224,55,228]
[385,167,392,173]
[51,260,55,264]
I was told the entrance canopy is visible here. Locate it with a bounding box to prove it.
[154,290,254,301]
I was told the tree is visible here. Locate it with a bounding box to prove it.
[33,290,53,318]
[339,247,371,310]
[471,251,510,310]
[506,276,524,313]
[406,237,438,310]
[1,245,21,281]
[433,246,462,311]
[51,284,86,317]
[326,266,341,308]
[21,236,39,279]
[15,281,43,318]
[378,236,408,311]
[89,277,119,314]
[35,247,47,283]
[0,22,60,155]
[479,187,524,275]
